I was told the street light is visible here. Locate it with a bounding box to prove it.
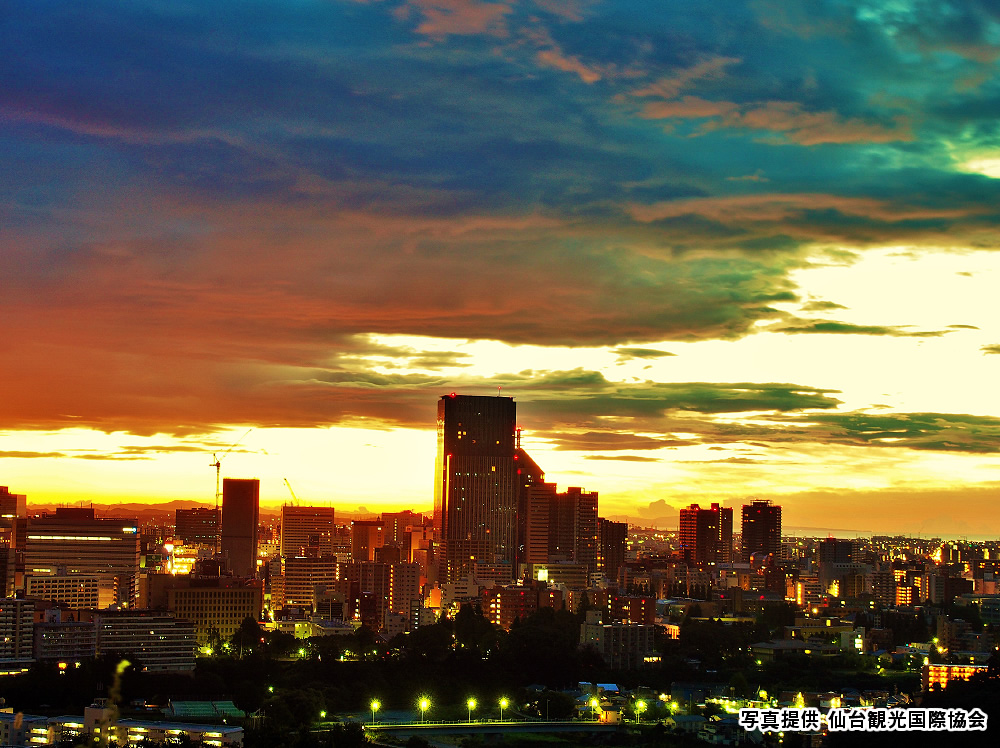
[370,700,380,724]
[499,697,508,722]
[589,698,599,721]
[419,698,430,723]
[467,698,476,723]
[635,700,646,723]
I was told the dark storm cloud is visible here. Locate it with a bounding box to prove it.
[523,378,843,420]
[776,319,951,337]
[728,411,1000,454]
[547,431,696,450]
[800,300,847,312]
[613,347,677,361]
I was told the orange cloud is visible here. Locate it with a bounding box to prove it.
[410,0,512,38]
[630,57,742,100]
[627,192,973,224]
[714,101,913,145]
[639,95,739,120]
[536,48,602,83]
[531,0,595,23]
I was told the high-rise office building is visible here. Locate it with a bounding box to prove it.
[24,508,141,606]
[520,482,557,566]
[380,510,423,546]
[279,555,340,609]
[0,487,26,596]
[741,499,781,562]
[549,487,599,573]
[351,519,384,562]
[819,538,854,564]
[598,518,627,582]
[679,503,732,564]
[220,478,259,577]
[0,487,25,522]
[280,505,336,558]
[174,507,220,546]
[435,394,542,581]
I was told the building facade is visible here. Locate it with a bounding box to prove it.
[549,486,599,573]
[597,518,627,583]
[174,507,220,546]
[0,598,34,663]
[23,508,140,607]
[741,499,781,562]
[220,478,259,577]
[679,503,733,564]
[280,505,336,558]
[435,394,522,581]
[93,610,196,672]
[163,576,264,645]
[24,574,100,610]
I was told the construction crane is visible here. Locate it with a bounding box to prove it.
[283,478,299,505]
[209,428,253,552]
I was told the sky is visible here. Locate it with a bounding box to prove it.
[4,0,1000,536]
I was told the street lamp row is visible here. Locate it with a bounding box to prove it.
[368,697,511,724]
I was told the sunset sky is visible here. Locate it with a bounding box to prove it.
[4,1,1000,536]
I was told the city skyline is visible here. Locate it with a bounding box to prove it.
[5,2,1000,537]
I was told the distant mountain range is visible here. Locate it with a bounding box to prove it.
[27,500,428,523]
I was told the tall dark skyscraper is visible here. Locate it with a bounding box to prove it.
[549,487,599,573]
[598,518,627,582]
[435,394,540,581]
[0,486,26,596]
[741,499,781,562]
[679,503,732,564]
[221,478,260,577]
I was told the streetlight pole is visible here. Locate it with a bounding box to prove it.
[499,697,508,722]
[370,700,380,725]
[467,698,476,723]
[419,698,430,723]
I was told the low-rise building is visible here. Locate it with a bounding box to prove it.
[34,619,97,663]
[93,610,195,672]
[579,610,656,669]
[25,574,100,610]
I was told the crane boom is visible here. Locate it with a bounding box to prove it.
[283,478,299,505]
[209,427,254,553]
